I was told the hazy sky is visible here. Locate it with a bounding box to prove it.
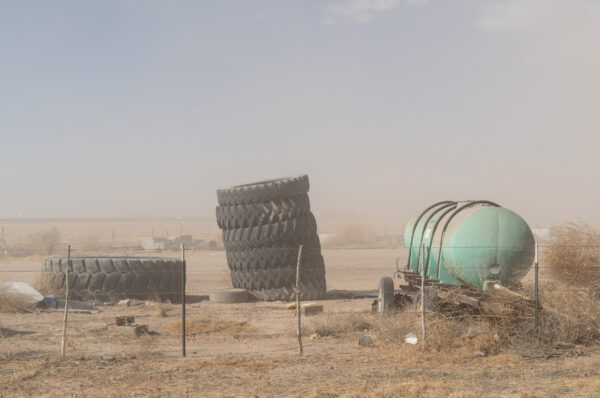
[1,0,599,226]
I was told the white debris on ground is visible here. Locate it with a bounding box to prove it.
[403,332,418,345]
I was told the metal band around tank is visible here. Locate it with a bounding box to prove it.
[405,201,455,272]
[414,202,457,273]
[423,202,458,276]
[434,200,501,280]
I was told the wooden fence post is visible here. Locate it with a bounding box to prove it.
[296,245,304,356]
[61,245,71,357]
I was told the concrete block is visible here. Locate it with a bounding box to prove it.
[116,324,148,337]
[115,316,135,326]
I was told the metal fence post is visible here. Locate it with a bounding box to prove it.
[182,244,186,357]
[420,243,426,348]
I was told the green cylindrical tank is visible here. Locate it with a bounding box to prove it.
[404,201,534,290]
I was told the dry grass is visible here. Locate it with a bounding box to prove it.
[302,312,375,337]
[309,282,600,357]
[424,283,600,353]
[545,222,600,286]
[164,316,249,334]
[538,280,600,345]
[340,376,486,398]
[30,272,62,298]
[154,301,171,317]
[183,356,282,371]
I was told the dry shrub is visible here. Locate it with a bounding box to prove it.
[155,301,171,317]
[424,283,600,353]
[139,300,172,317]
[164,316,249,334]
[0,291,33,313]
[538,281,600,345]
[362,282,599,357]
[371,310,420,344]
[323,223,377,248]
[0,275,34,313]
[16,228,62,256]
[545,222,600,286]
[31,272,62,298]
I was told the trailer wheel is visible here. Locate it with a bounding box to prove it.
[378,276,394,314]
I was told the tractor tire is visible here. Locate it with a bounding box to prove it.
[222,214,319,251]
[230,262,326,301]
[41,257,183,303]
[226,246,322,271]
[209,288,250,303]
[217,175,309,206]
[216,193,311,230]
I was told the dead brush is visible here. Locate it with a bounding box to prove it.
[154,301,171,317]
[545,222,600,287]
[30,272,64,298]
[141,299,172,317]
[0,291,33,313]
[0,275,35,314]
[424,282,600,353]
[538,280,600,345]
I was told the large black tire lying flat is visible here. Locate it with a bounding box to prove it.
[209,288,250,303]
[41,257,183,303]
[217,175,309,206]
[222,214,318,251]
[216,193,311,230]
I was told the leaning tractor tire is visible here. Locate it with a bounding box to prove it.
[226,246,322,271]
[216,175,327,302]
[217,175,309,206]
[41,257,183,303]
[230,258,326,301]
[216,193,311,230]
[221,214,319,251]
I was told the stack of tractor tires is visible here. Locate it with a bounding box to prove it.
[216,175,326,301]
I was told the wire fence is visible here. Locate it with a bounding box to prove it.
[1,243,599,360]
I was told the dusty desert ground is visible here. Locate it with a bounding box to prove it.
[0,221,599,397]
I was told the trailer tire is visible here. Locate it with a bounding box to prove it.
[378,276,395,314]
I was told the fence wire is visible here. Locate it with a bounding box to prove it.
[1,243,598,361]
